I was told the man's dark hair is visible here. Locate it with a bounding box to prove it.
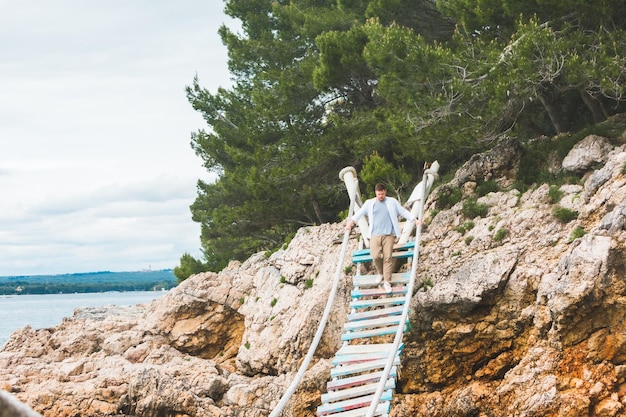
[375,183,386,191]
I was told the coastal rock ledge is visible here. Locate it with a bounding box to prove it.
[2,134,626,417]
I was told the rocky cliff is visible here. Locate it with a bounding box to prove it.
[1,129,625,417]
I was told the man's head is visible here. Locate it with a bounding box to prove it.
[374,183,387,201]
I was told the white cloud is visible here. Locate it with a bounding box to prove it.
[0,1,233,275]
[0,176,208,274]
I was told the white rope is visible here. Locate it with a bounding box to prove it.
[269,199,355,417]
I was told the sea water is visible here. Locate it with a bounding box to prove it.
[0,291,166,348]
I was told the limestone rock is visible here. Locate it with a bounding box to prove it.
[562,134,613,172]
[0,223,353,417]
[450,136,523,187]
[234,224,352,377]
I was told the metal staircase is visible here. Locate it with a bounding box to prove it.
[269,163,439,417]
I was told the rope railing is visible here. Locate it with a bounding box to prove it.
[268,178,357,417]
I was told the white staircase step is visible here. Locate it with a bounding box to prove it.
[351,285,407,298]
[332,351,401,366]
[344,315,406,332]
[331,357,400,378]
[321,379,395,403]
[348,306,404,321]
[336,343,403,355]
[342,325,405,341]
[333,342,404,366]
[349,296,405,310]
[352,249,414,263]
[317,390,393,415]
[327,369,397,391]
[352,272,410,288]
[317,401,390,417]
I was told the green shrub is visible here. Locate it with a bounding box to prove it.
[454,225,467,234]
[455,220,475,235]
[174,252,207,283]
[511,180,531,194]
[622,161,626,174]
[462,198,489,218]
[464,235,474,246]
[344,265,353,274]
[547,185,563,204]
[436,187,462,210]
[280,276,286,283]
[552,206,579,223]
[422,277,434,289]
[304,278,314,289]
[265,246,281,258]
[270,298,278,307]
[477,180,499,196]
[516,135,581,187]
[493,228,508,241]
[569,226,586,241]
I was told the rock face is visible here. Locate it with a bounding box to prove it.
[1,133,626,417]
[0,225,353,417]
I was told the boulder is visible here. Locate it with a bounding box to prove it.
[562,134,613,172]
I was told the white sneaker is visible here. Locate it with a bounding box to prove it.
[374,274,382,284]
[383,281,392,293]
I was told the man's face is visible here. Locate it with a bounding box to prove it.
[375,189,386,201]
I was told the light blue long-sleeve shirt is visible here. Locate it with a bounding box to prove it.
[351,196,415,239]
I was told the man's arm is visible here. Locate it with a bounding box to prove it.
[346,200,370,230]
[395,200,420,224]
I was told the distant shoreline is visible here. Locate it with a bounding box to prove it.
[0,269,177,295]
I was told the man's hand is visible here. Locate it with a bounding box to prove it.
[345,219,354,231]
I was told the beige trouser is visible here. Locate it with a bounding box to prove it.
[369,234,396,283]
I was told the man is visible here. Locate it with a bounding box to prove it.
[346,183,419,293]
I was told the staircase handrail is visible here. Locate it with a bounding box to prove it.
[339,166,369,247]
[269,176,357,417]
[398,161,439,244]
[365,166,436,417]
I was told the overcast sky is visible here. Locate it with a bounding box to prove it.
[0,1,236,276]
